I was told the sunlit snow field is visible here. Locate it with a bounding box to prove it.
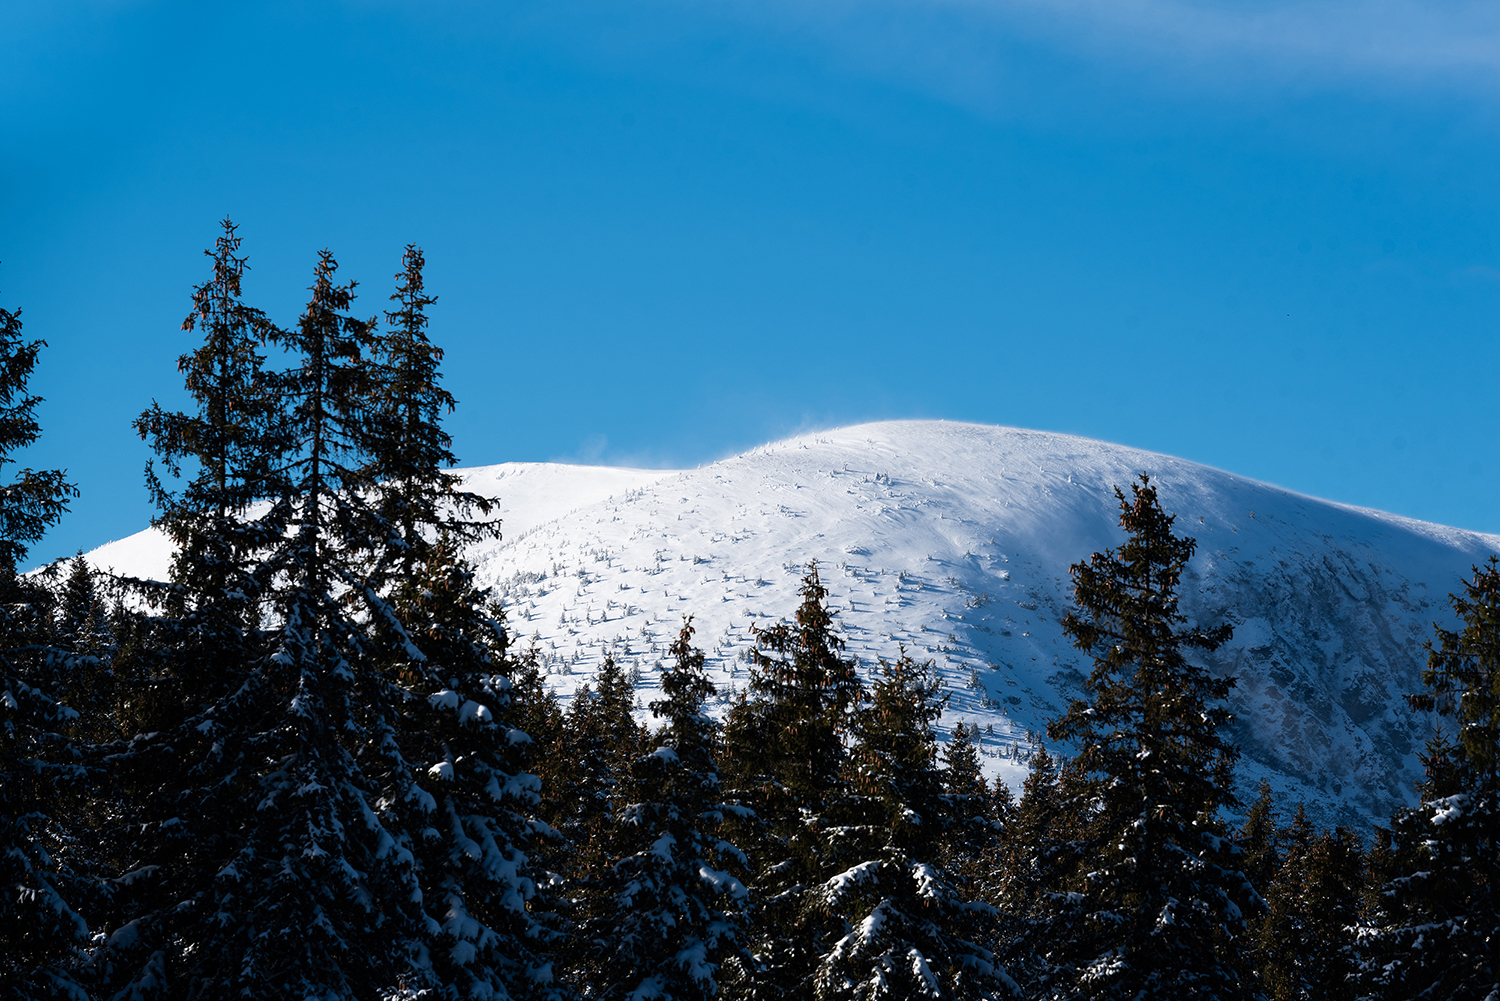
[86,420,1500,829]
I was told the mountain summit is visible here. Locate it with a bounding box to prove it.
[89,420,1498,827]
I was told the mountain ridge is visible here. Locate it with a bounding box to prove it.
[87,420,1500,829]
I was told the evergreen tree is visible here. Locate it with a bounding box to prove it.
[998,748,1065,917]
[585,618,753,1000]
[52,554,117,748]
[941,721,984,798]
[1360,823,1401,922]
[1300,826,1362,1001]
[56,554,110,656]
[938,720,995,899]
[547,654,641,894]
[181,248,410,998]
[1044,476,1254,1000]
[41,555,124,924]
[93,231,556,999]
[99,244,415,1000]
[989,773,1015,829]
[509,642,565,766]
[0,276,86,1000]
[1234,779,1278,995]
[544,654,643,988]
[365,245,495,579]
[1260,809,1361,1001]
[0,286,75,570]
[1237,780,1279,903]
[994,747,1086,998]
[813,652,1014,1001]
[1359,557,1500,1000]
[721,562,863,997]
[96,222,290,1001]
[351,243,559,999]
[1257,805,1312,1001]
[378,535,563,1000]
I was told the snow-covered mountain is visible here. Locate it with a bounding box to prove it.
[86,420,1500,829]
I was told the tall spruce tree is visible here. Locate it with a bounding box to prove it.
[53,554,116,747]
[98,222,292,1000]
[813,652,1015,1001]
[1237,780,1279,911]
[0,275,86,1000]
[57,554,109,656]
[584,618,753,1000]
[547,655,641,897]
[994,746,1086,999]
[1358,557,1500,1001]
[377,535,563,1000]
[1257,805,1312,1001]
[721,563,863,998]
[94,231,556,999]
[1263,823,1361,1001]
[365,245,495,578]
[1044,476,1255,1000]
[100,244,416,1000]
[355,244,558,1000]
[938,720,995,900]
[544,654,643,987]
[0,284,75,569]
[44,555,121,919]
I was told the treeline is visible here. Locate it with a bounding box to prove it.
[2,222,1498,1000]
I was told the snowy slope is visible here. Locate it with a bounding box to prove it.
[86,421,1500,829]
[85,462,675,580]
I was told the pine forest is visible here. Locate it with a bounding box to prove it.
[6,222,1500,1001]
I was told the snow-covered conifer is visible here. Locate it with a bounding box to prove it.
[95,223,292,1000]
[1043,476,1256,1000]
[584,618,753,1000]
[813,652,1015,1001]
[1258,804,1310,1000]
[377,535,563,1000]
[56,554,109,657]
[341,245,561,1000]
[937,720,995,899]
[1358,557,1500,1001]
[993,746,1087,997]
[0,280,87,999]
[98,241,418,999]
[1237,780,1279,910]
[364,245,495,578]
[546,654,641,893]
[721,563,862,997]
[1260,809,1360,1001]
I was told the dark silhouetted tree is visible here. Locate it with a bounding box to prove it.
[1359,557,1500,1001]
[813,652,1015,1001]
[365,245,495,580]
[721,562,863,998]
[1043,476,1255,1000]
[0,274,85,1000]
[585,618,752,1000]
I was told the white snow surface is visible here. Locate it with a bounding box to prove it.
[85,420,1500,829]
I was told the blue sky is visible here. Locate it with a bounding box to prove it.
[5,0,1500,563]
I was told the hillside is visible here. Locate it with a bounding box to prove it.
[86,420,1500,828]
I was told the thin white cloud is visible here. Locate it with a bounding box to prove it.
[974,0,1500,78]
[686,0,1500,102]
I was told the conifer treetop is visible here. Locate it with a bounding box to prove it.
[136,218,283,522]
[1413,555,1500,784]
[0,271,75,570]
[1041,475,1254,1001]
[1051,474,1238,811]
[368,245,497,571]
